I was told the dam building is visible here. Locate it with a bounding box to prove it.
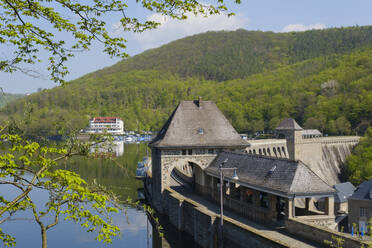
[246,118,359,186]
[146,98,363,248]
[148,99,248,211]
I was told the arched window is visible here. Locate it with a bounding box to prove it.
[282,147,286,157]
[277,147,282,157]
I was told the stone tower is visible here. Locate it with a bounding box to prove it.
[148,98,249,212]
[275,118,303,160]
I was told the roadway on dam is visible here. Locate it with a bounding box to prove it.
[169,169,319,248]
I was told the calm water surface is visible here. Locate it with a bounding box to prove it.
[1,143,199,248]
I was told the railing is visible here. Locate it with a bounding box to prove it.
[297,136,360,145]
[200,185,274,225]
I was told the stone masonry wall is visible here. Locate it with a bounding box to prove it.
[285,218,370,248]
[163,188,290,248]
[295,136,359,185]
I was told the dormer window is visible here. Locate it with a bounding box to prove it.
[198,128,204,134]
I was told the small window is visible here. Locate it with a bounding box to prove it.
[188,149,192,155]
[260,192,269,208]
[245,190,254,203]
[182,150,186,155]
[360,207,370,217]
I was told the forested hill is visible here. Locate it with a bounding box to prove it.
[90,26,372,82]
[0,92,24,109]
[2,26,372,136]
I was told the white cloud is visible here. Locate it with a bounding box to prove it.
[282,23,326,32]
[114,13,249,50]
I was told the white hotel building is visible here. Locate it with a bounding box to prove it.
[85,117,124,135]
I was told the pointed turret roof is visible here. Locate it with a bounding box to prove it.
[275,118,303,130]
[149,99,248,148]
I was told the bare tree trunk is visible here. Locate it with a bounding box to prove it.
[41,226,47,248]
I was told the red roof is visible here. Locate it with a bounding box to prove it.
[92,117,121,123]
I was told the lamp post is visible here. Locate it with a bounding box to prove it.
[219,158,238,248]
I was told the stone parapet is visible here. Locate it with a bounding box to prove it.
[163,188,290,248]
[285,218,370,248]
[296,136,360,145]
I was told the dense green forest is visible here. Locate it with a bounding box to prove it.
[1,26,372,137]
[0,92,24,109]
[346,127,372,184]
[94,26,372,82]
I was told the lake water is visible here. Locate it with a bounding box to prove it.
[1,143,199,248]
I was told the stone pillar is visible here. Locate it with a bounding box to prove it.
[324,197,335,216]
[269,195,277,221]
[240,187,246,202]
[285,198,294,218]
[230,183,240,199]
[253,190,261,207]
[305,198,316,212]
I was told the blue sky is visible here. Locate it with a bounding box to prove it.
[1,0,372,94]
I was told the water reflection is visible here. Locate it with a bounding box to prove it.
[1,143,198,248]
[90,141,125,157]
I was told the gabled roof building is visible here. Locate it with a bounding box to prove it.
[203,152,336,224]
[149,98,249,212]
[206,152,335,199]
[348,179,372,231]
[85,117,124,135]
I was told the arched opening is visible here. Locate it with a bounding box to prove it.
[170,161,206,194]
[263,149,267,156]
[273,147,277,157]
[259,149,262,155]
[253,149,256,154]
[249,150,252,154]
[267,148,271,156]
[277,147,282,157]
[281,147,286,157]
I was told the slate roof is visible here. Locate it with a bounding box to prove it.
[275,118,303,130]
[333,182,356,203]
[349,179,372,201]
[149,99,248,148]
[205,152,336,198]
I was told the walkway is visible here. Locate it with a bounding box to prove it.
[169,176,320,248]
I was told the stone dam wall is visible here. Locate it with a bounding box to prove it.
[160,188,370,248]
[296,136,359,185]
[162,188,290,248]
[285,218,370,248]
[247,136,359,186]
